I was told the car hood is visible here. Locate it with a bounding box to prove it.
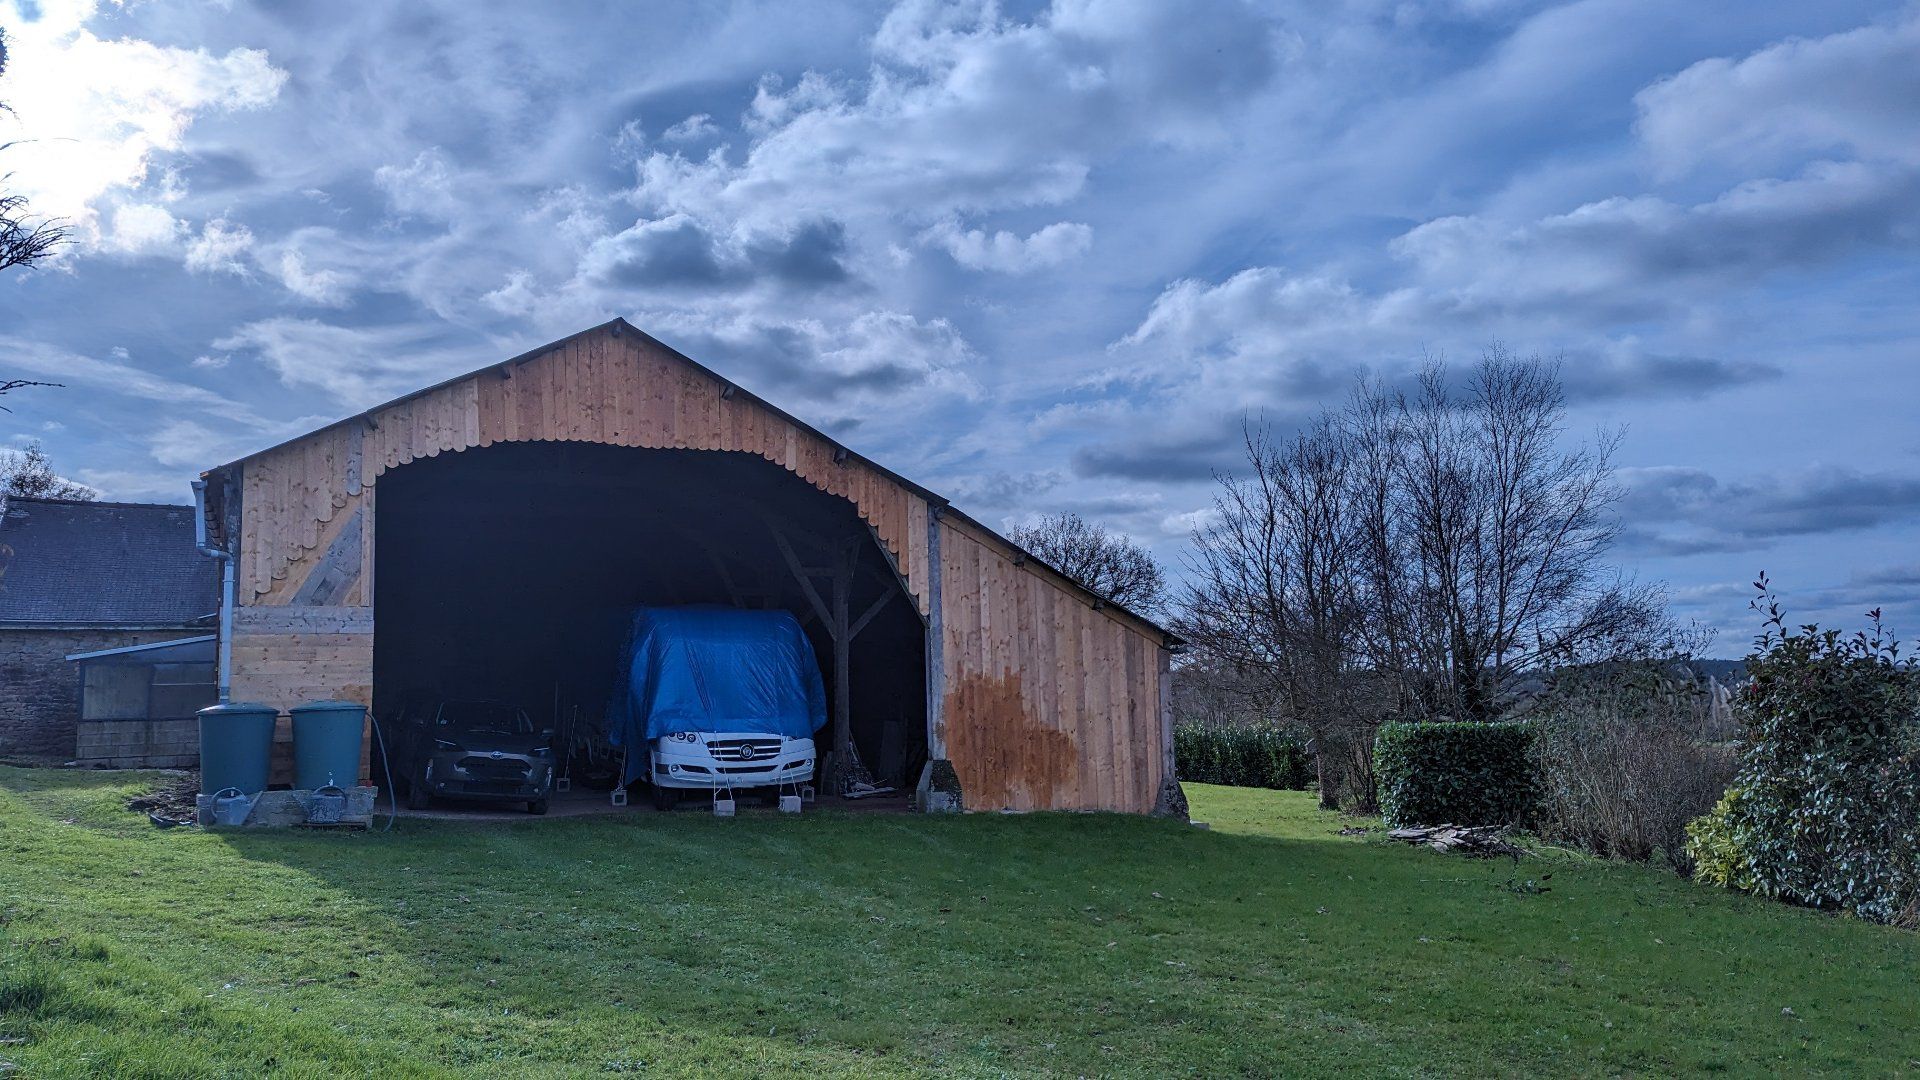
[432,731,545,755]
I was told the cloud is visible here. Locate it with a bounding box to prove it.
[374,149,462,220]
[0,0,285,234]
[0,337,266,426]
[580,215,854,292]
[184,218,254,275]
[1391,161,1920,319]
[1071,426,1244,483]
[1635,14,1920,178]
[923,220,1092,272]
[261,230,364,306]
[1555,349,1781,402]
[626,0,1279,235]
[650,309,981,413]
[661,114,720,143]
[1617,465,1920,555]
[100,202,185,255]
[211,318,490,408]
[272,252,350,306]
[943,469,1066,509]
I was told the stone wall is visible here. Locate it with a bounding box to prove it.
[0,629,197,762]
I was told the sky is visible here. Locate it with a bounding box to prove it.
[1,0,1917,649]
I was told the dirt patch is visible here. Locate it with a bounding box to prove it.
[127,773,199,826]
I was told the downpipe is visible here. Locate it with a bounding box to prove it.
[191,479,235,704]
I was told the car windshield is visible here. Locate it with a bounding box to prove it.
[437,702,532,735]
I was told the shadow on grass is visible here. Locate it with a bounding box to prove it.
[7,767,1920,1077]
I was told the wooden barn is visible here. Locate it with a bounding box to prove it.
[196,319,1182,815]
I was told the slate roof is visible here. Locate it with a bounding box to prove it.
[0,497,219,629]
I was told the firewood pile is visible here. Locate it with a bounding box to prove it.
[1387,824,1527,858]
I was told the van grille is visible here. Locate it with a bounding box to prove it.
[706,738,783,762]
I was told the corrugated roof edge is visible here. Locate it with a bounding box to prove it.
[200,318,1182,645]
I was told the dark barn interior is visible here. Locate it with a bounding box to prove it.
[371,442,927,790]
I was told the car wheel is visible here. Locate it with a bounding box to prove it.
[526,798,549,815]
[407,779,432,811]
[651,784,677,812]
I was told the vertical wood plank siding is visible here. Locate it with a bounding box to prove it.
[225,324,1166,810]
[936,517,1163,813]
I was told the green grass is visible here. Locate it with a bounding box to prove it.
[1,768,1915,1078]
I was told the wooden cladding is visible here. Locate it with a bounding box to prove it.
[235,328,932,613]
[937,517,1163,813]
[227,605,376,785]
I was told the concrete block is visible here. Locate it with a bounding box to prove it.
[196,786,378,828]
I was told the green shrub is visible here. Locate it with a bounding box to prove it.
[1174,724,1313,790]
[1691,589,1920,925]
[1373,721,1539,829]
[1685,786,1756,891]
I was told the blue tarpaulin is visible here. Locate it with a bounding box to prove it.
[608,607,826,783]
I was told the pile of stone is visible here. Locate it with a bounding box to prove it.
[1386,824,1527,858]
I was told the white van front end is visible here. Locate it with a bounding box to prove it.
[649,731,815,798]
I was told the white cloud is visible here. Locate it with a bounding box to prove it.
[661,114,720,143]
[212,318,487,408]
[923,220,1093,272]
[374,148,461,219]
[100,202,184,255]
[272,248,355,307]
[1389,160,1920,318]
[0,0,285,236]
[184,218,255,275]
[627,1,1277,237]
[1635,14,1920,178]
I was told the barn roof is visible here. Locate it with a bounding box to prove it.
[0,497,220,629]
[204,318,1178,643]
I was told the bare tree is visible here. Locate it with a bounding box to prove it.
[1009,511,1168,613]
[0,32,70,275]
[1177,417,1378,808]
[1176,347,1687,808]
[1380,350,1670,718]
[0,193,67,274]
[1,441,95,500]
[0,32,69,414]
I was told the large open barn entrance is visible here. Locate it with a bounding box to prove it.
[371,441,927,801]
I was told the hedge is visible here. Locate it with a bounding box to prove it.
[1174,724,1313,790]
[1373,721,1539,829]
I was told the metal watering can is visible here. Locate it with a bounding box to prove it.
[208,787,258,827]
[306,784,349,825]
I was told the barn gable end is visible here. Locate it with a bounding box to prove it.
[203,319,1174,813]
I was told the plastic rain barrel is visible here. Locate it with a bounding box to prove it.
[197,702,279,796]
[290,700,367,791]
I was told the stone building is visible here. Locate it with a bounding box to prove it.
[0,496,219,762]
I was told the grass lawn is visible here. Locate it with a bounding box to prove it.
[2,767,1916,1077]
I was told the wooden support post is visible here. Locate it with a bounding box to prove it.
[830,539,853,794]
[925,504,946,760]
[771,522,877,795]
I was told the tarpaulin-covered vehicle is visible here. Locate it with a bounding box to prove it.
[608,606,826,810]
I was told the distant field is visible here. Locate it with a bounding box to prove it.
[2,767,1915,1077]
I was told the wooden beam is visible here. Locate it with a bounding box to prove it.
[770,525,833,629]
[848,589,892,641]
